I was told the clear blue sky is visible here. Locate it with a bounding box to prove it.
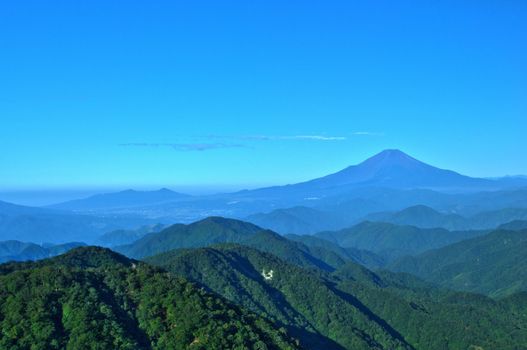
[1,0,526,192]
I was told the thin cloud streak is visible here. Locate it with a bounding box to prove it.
[205,134,348,141]
[351,131,384,136]
[119,143,246,152]
[119,131,382,152]
[285,135,347,141]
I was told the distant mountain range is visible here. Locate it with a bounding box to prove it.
[44,150,527,221]
[247,204,527,235]
[2,150,527,243]
[362,205,527,231]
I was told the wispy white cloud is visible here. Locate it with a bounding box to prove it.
[350,131,384,136]
[205,134,347,141]
[284,135,347,141]
[119,131,381,152]
[119,143,246,152]
[206,132,383,141]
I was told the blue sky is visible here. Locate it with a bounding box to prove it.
[1,0,526,193]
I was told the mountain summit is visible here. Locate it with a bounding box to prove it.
[361,149,419,164]
[301,149,492,191]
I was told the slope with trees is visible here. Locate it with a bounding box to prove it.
[389,229,527,297]
[315,221,485,260]
[116,217,361,272]
[0,247,300,350]
[146,245,412,350]
[146,244,527,350]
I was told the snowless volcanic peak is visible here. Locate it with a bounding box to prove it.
[304,149,491,190]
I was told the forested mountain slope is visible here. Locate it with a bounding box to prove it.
[147,245,412,350]
[146,244,527,350]
[389,229,527,297]
[0,247,300,350]
[315,221,486,260]
[116,217,362,272]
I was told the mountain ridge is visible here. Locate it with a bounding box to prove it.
[115,217,362,272]
[48,188,190,211]
[315,221,487,260]
[389,228,527,297]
